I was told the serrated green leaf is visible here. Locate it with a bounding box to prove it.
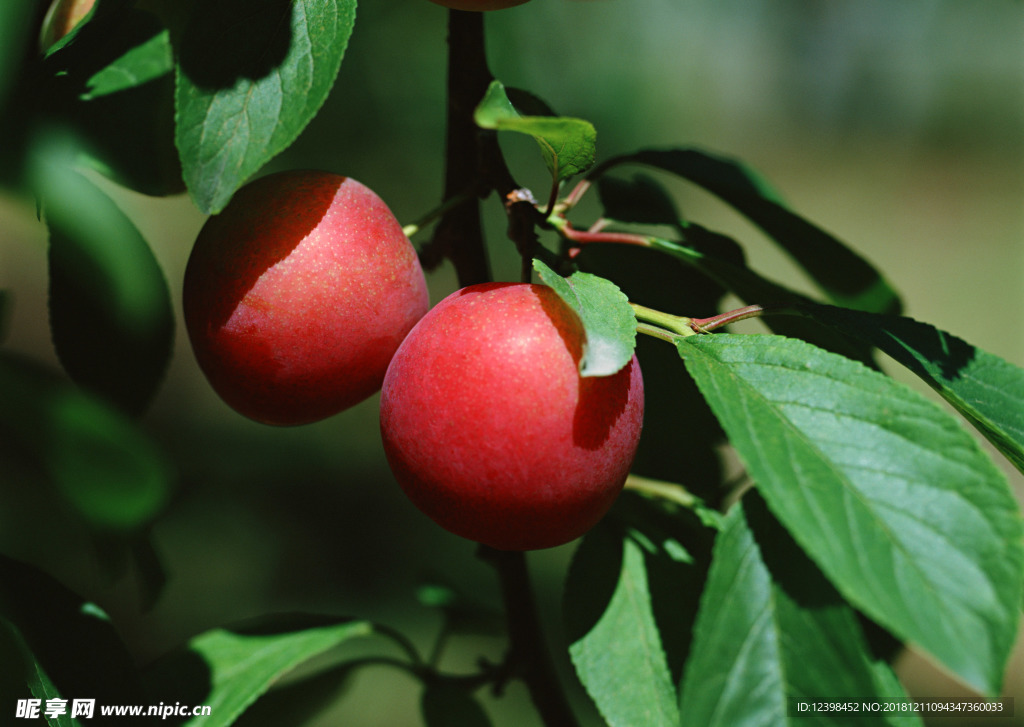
[799,303,1024,475]
[565,527,680,727]
[0,352,171,531]
[475,80,596,182]
[176,0,356,213]
[680,494,920,727]
[594,149,901,314]
[533,258,635,377]
[32,139,174,416]
[144,615,372,727]
[679,333,1024,696]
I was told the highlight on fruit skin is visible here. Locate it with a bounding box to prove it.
[380,282,644,551]
[183,170,430,426]
[427,0,532,11]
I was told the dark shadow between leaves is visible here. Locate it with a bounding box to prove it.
[140,650,213,727]
[177,0,295,90]
[805,304,977,383]
[0,555,144,708]
[562,522,624,646]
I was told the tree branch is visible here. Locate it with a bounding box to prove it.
[479,547,581,727]
[421,10,492,286]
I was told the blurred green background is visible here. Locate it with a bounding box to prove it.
[1,0,1022,724]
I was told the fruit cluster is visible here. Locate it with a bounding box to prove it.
[184,171,644,551]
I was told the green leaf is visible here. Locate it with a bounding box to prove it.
[143,615,373,727]
[475,80,596,182]
[83,29,172,100]
[799,303,1024,475]
[533,258,636,376]
[40,5,183,195]
[176,0,356,213]
[680,493,920,727]
[0,352,171,531]
[593,149,901,314]
[421,682,493,727]
[32,141,174,416]
[596,174,686,230]
[679,333,1024,696]
[565,526,680,727]
[643,233,880,368]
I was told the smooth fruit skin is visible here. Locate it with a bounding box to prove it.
[184,170,429,426]
[380,283,644,551]
[428,0,531,10]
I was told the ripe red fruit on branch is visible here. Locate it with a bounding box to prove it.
[184,170,429,426]
[427,0,531,10]
[380,283,644,551]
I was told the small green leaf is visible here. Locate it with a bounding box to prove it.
[800,303,1024,475]
[593,149,901,314]
[144,615,373,727]
[0,352,171,531]
[83,29,172,100]
[680,333,1024,696]
[33,140,174,416]
[475,80,596,182]
[176,0,356,213]
[533,258,636,376]
[565,526,680,727]
[680,494,920,727]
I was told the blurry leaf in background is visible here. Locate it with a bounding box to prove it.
[533,258,636,377]
[421,681,492,727]
[595,174,687,232]
[0,0,34,111]
[175,0,357,214]
[0,351,171,532]
[680,332,1024,696]
[475,80,597,183]
[30,131,174,417]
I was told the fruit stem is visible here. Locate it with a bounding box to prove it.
[690,304,767,332]
[478,546,581,727]
[631,303,698,338]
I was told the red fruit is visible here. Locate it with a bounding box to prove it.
[184,170,429,426]
[380,283,644,551]
[427,0,531,10]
